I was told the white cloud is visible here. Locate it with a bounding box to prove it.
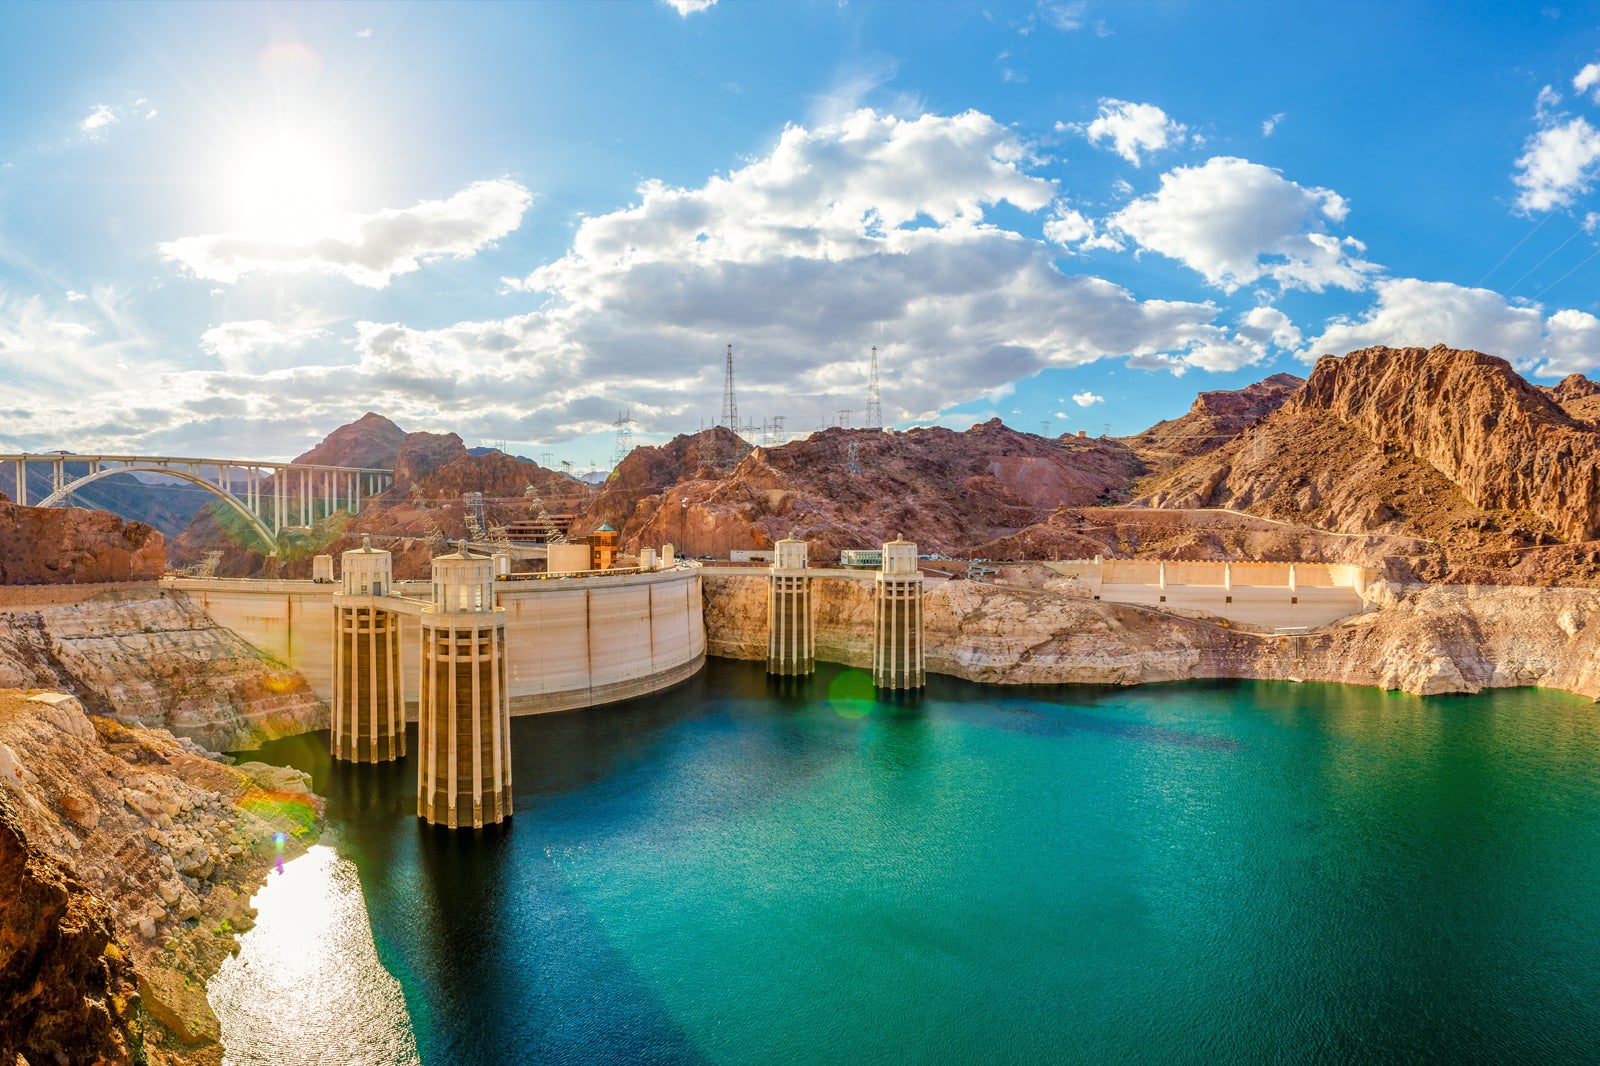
[1262,113,1285,137]
[1298,278,1548,364]
[1237,305,1302,349]
[1106,156,1372,293]
[1043,202,1095,247]
[1181,336,1268,372]
[14,107,1291,456]
[1512,115,1600,213]
[159,178,533,288]
[199,320,332,373]
[1080,99,1186,166]
[80,104,116,134]
[663,0,717,14]
[1575,61,1600,100]
[1072,390,1104,406]
[1542,308,1600,376]
[355,27,374,38]
[1536,84,1564,118]
[1038,1,1088,30]
[64,290,87,302]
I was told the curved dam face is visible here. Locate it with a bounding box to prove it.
[166,567,706,717]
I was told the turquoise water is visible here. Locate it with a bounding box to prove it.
[234,660,1600,1064]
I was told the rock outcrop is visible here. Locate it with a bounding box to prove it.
[0,589,323,751]
[0,497,165,585]
[1123,372,1303,470]
[1287,346,1600,541]
[0,688,319,1064]
[0,775,140,1066]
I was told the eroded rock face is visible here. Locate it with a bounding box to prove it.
[1290,345,1600,541]
[0,689,320,1064]
[0,589,324,750]
[0,497,165,585]
[1125,372,1304,467]
[0,780,139,1066]
[703,574,1600,698]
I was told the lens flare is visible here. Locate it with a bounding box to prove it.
[827,669,875,719]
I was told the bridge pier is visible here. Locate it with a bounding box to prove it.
[331,538,406,763]
[417,544,512,829]
[767,536,814,676]
[873,536,925,691]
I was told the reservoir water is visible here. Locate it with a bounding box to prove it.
[218,659,1600,1064]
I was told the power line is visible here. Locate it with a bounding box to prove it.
[1504,222,1585,294]
[1476,213,1552,288]
[1533,244,1600,301]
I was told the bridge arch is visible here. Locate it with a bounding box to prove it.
[35,466,279,553]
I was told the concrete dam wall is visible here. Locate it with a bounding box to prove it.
[167,566,706,716]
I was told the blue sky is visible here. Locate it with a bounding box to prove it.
[1,1,1599,469]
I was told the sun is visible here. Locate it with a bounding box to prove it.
[225,129,349,238]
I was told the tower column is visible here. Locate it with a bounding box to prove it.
[874,536,925,691]
[767,537,814,676]
[418,543,512,828]
[330,537,406,763]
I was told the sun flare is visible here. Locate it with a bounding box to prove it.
[225,129,349,237]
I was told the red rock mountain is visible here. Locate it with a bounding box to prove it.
[1124,372,1303,466]
[580,420,1142,558]
[0,497,165,584]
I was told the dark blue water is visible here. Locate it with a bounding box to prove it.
[234,660,1600,1064]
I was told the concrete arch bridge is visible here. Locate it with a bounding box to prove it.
[0,452,394,554]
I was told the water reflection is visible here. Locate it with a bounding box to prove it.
[210,844,420,1066]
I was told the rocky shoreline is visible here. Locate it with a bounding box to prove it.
[704,572,1600,699]
[0,689,320,1065]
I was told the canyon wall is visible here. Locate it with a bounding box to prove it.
[704,576,1600,700]
[0,588,324,751]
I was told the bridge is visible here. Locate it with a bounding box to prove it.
[0,452,394,553]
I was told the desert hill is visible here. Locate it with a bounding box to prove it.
[1121,372,1303,474]
[576,419,1142,558]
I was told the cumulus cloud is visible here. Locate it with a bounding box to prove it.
[1043,202,1095,246]
[1295,278,1584,371]
[1072,390,1103,406]
[1513,115,1600,213]
[159,178,533,288]
[1080,99,1186,166]
[662,0,716,14]
[1236,305,1302,349]
[17,108,1310,456]
[1106,156,1375,292]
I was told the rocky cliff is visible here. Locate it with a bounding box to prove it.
[1123,372,1303,471]
[703,574,1600,698]
[0,497,165,585]
[0,688,319,1064]
[0,589,324,751]
[1137,346,1600,584]
[1288,346,1600,541]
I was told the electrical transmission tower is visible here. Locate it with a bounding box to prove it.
[846,441,861,474]
[866,344,882,430]
[838,409,852,430]
[539,451,554,468]
[612,410,635,469]
[720,343,740,433]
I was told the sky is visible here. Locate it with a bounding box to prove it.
[1,0,1599,470]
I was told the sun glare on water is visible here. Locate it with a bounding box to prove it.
[209,844,419,1065]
